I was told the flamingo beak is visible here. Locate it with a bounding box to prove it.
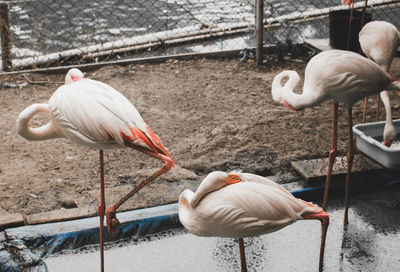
[283,101,299,111]
[382,140,392,147]
[226,174,241,185]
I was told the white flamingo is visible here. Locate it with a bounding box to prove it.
[17,68,174,272]
[179,171,329,272]
[271,49,400,224]
[359,20,399,145]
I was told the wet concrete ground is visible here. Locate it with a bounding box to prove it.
[44,189,400,272]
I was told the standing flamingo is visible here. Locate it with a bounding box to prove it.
[178,171,329,272]
[17,68,174,272]
[271,50,400,224]
[359,20,399,142]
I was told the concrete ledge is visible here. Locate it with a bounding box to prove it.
[291,155,383,183]
[26,207,97,225]
[6,203,180,257]
[0,214,25,230]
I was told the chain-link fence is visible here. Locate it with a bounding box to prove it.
[1,0,400,71]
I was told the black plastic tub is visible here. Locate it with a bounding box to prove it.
[329,9,372,52]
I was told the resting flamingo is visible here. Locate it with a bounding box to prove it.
[271,50,400,224]
[359,20,399,143]
[17,68,174,272]
[178,171,329,272]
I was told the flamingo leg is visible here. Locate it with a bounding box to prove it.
[343,108,354,225]
[322,102,338,211]
[238,238,248,272]
[303,211,330,272]
[345,2,354,50]
[376,94,381,121]
[105,144,174,236]
[98,150,105,272]
[362,97,367,123]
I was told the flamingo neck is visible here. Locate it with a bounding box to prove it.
[17,103,65,141]
[271,70,320,110]
[380,91,396,146]
[189,185,211,208]
[189,173,230,208]
[178,190,194,210]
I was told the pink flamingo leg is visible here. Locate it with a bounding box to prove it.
[345,1,354,50]
[303,211,330,272]
[105,145,174,236]
[98,150,105,272]
[238,238,248,272]
[344,108,354,225]
[362,97,367,123]
[323,102,338,211]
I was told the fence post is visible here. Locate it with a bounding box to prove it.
[0,3,12,71]
[255,0,264,66]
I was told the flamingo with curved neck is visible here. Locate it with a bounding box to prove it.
[16,68,174,272]
[359,21,399,142]
[271,49,400,224]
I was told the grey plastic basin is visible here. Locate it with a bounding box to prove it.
[353,119,400,170]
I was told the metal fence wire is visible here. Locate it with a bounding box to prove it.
[0,0,400,71]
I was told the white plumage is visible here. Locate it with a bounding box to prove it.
[48,78,149,149]
[271,50,398,109]
[179,171,329,272]
[17,69,174,271]
[359,21,399,72]
[271,49,400,225]
[179,171,322,238]
[359,20,399,145]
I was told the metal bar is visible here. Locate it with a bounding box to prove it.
[0,3,12,71]
[255,0,264,66]
[0,48,250,75]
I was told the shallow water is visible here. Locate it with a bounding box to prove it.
[44,190,400,272]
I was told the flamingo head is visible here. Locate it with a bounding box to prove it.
[382,140,393,147]
[65,68,84,84]
[382,122,396,147]
[202,171,241,189]
[282,101,300,111]
[342,0,354,6]
[188,171,241,208]
[271,70,301,111]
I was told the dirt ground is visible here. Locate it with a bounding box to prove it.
[1,52,400,217]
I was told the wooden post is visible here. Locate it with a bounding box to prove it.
[0,3,12,71]
[255,0,264,66]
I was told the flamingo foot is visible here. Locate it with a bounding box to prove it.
[105,206,120,237]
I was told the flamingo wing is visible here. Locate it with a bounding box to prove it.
[238,172,294,197]
[49,79,166,154]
